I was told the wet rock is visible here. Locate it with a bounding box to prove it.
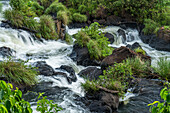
[140,34,170,52]
[69,44,100,66]
[101,46,151,70]
[157,28,170,42]
[59,65,77,83]
[93,19,106,25]
[81,91,119,113]
[104,32,115,44]
[68,22,88,29]
[117,29,126,43]
[120,22,138,30]
[0,21,11,28]
[35,61,55,76]
[0,46,16,57]
[126,42,142,50]
[78,67,102,81]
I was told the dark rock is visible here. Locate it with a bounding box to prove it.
[59,65,77,83]
[35,61,55,76]
[120,22,138,30]
[157,28,170,42]
[69,44,100,66]
[78,67,102,81]
[93,19,106,25]
[101,46,151,70]
[106,15,121,26]
[104,32,115,44]
[0,46,16,57]
[0,21,11,28]
[68,22,88,29]
[126,42,142,50]
[82,91,119,113]
[140,34,170,52]
[117,29,126,43]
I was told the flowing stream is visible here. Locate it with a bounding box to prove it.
[0,1,169,113]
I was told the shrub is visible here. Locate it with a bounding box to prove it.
[0,80,62,113]
[142,19,160,35]
[23,17,40,31]
[57,11,69,25]
[148,84,170,113]
[82,62,133,96]
[0,58,38,86]
[39,15,58,40]
[40,0,57,9]
[31,1,44,16]
[154,57,170,80]
[10,0,25,10]
[73,13,87,23]
[78,5,87,13]
[75,22,113,60]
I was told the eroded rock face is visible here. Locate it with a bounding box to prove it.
[80,91,119,113]
[35,61,55,76]
[78,67,102,81]
[101,46,151,70]
[0,46,16,57]
[69,44,100,66]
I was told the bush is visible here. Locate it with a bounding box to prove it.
[39,15,58,40]
[154,57,170,80]
[148,84,170,113]
[31,1,44,16]
[40,0,57,9]
[0,59,38,86]
[10,0,25,10]
[75,22,113,60]
[82,62,133,96]
[73,13,87,23]
[0,80,62,113]
[57,11,69,25]
[142,19,160,35]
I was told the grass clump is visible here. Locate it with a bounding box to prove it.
[0,59,38,86]
[134,47,146,55]
[39,15,58,40]
[75,22,113,60]
[73,13,87,23]
[57,11,70,25]
[65,33,73,45]
[154,57,170,80]
[82,62,133,95]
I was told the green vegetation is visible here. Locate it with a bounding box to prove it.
[0,80,62,113]
[73,13,87,23]
[65,33,73,45]
[40,15,58,40]
[75,22,113,60]
[0,58,38,86]
[148,83,170,113]
[154,57,170,80]
[134,47,146,55]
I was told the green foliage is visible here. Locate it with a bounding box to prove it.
[75,22,113,60]
[154,57,170,80]
[148,84,170,113]
[134,47,146,55]
[73,13,87,23]
[31,1,44,16]
[124,57,150,77]
[39,15,58,40]
[57,11,70,25]
[143,19,160,35]
[78,5,87,13]
[0,58,38,86]
[10,0,25,10]
[82,62,133,95]
[40,0,57,9]
[36,93,63,113]
[0,80,62,113]
[65,33,73,45]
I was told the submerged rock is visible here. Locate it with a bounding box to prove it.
[0,46,16,57]
[69,44,100,66]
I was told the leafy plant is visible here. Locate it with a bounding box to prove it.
[65,33,73,45]
[148,84,170,113]
[0,58,38,86]
[73,13,87,23]
[134,47,146,55]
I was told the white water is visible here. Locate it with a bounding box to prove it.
[0,1,170,113]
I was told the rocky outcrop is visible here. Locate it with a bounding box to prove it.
[101,46,151,70]
[126,42,142,50]
[69,44,100,66]
[78,67,102,81]
[35,61,55,76]
[104,32,115,44]
[0,46,16,57]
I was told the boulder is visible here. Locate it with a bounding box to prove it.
[0,46,16,57]
[35,61,55,76]
[104,32,115,44]
[106,15,121,26]
[101,46,151,70]
[69,44,100,66]
[93,19,106,25]
[78,67,102,81]
[126,42,142,50]
[59,65,77,83]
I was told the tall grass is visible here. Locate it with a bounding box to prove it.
[0,58,38,86]
[154,57,170,79]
